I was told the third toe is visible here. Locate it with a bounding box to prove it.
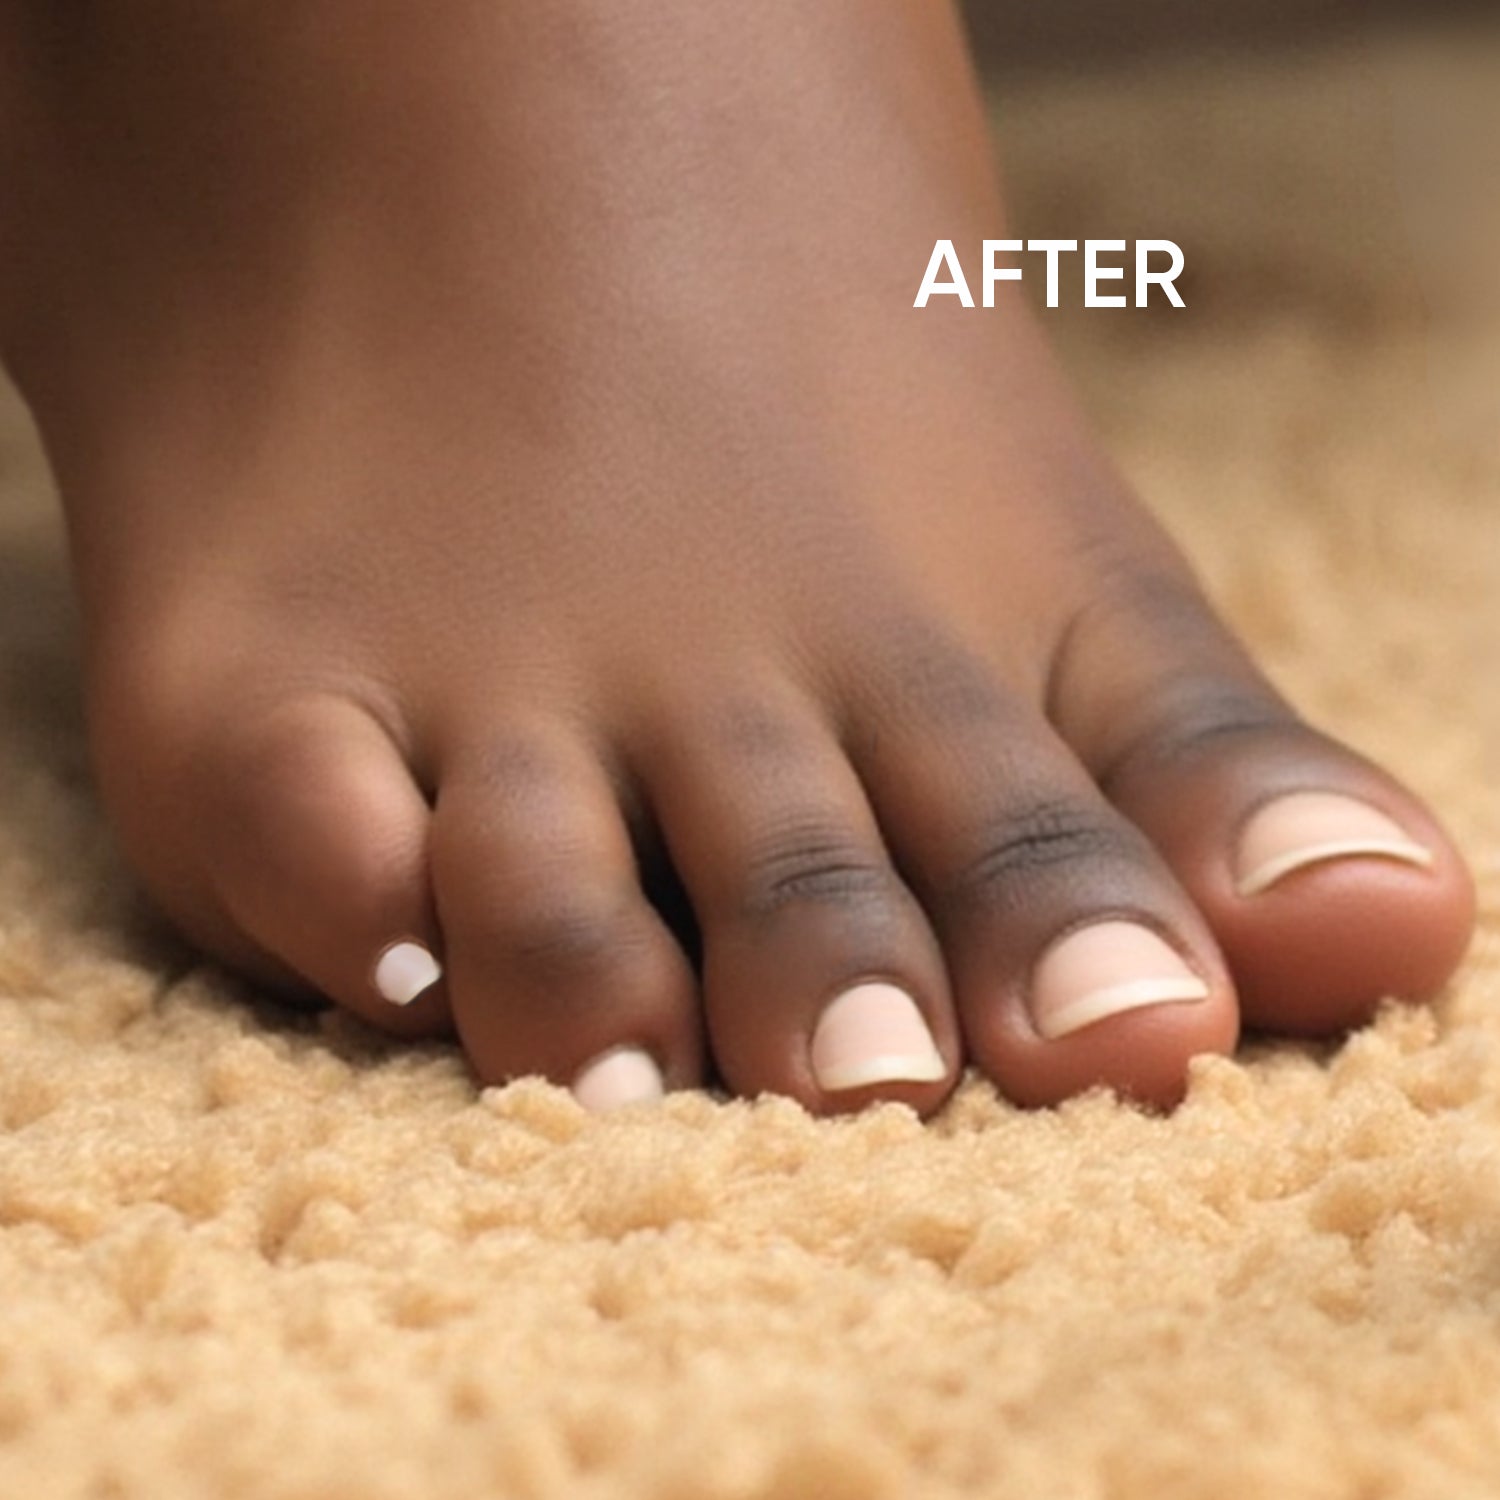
[639,687,960,1115]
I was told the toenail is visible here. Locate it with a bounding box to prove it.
[810,983,946,1093]
[1030,921,1209,1041]
[1234,792,1436,898]
[572,1047,666,1112]
[373,941,443,1006]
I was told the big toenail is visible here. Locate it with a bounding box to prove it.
[1234,792,1435,898]
[810,983,946,1093]
[1030,921,1209,1041]
[373,940,443,1006]
[572,1047,666,1112]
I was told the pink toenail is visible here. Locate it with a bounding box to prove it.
[1030,921,1209,1041]
[373,941,442,1006]
[1234,792,1435,897]
[810,983,946,1093]
[572,1047,666,1112]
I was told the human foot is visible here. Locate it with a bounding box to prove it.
[0,0,1473,1114]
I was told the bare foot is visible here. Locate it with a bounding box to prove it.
[0,0,1474,1113]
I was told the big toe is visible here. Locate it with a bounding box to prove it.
[1053,565,1476,1035]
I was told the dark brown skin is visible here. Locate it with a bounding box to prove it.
[0,0,1474,1113]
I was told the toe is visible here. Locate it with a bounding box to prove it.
[200,697,451,1040]
[641,683,960,1115]
[1051,559,1476,1034]
[847,641,1237,1110]
[430,725,701,1107]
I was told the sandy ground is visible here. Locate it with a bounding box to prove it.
[0,30,1497,1500]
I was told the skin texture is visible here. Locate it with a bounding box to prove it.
[0,0,1476,1115]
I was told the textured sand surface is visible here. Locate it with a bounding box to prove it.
[1,35,1498,1500]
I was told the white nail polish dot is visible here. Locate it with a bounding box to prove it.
[572,1047,666,1112]
[1030,922,1210,1041]
[373,941,442,1006]
[1235,793,1436,897]
[810,983,947,1093]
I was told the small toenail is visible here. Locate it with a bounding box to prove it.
[1234,792,1436,898]
[372,940,443,1006]
[1030,921,1209,1041]
[810,983,946,1093]
[572,1047,666,1112]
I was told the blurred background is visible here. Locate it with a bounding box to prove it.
[946,0,1499,770]
[961,0,1491,74]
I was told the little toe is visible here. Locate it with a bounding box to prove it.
[198,698,451,1040]
[641,687,960,1115]
[429,725,701,1109]
[1052,563,1476,1034]
[847,650,1237,1110]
